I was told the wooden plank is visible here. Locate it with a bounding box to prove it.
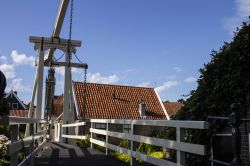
[29,36,81,47]
[62,122,86,127]
[132,151,177,166]
[10,125,18,166]
[61,135,86,140]
[108,144,131,155]
[90,128,206,155]
[8,130,47,156]
[90,138,106,147]
[107,143,177,166]
[44,0,69,63]
[18,139,46,166]
[45,62,88,69]
[90,119,208,129]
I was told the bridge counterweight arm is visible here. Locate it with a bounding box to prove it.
[45,0,69,63]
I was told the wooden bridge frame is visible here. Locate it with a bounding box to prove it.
[0,116,47,166]
[2,116,209,166]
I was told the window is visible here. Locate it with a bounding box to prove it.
[95,123,106,130]
[12,103,18,109]
[8,103,11,108]
[123,124,131,134]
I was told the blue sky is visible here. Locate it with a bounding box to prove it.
[0,0,249,103]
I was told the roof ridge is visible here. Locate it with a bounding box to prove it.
[72,81,154,89]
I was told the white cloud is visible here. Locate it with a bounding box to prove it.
[137,82,151,87]
[224,0,250,34]
[167,75,176,80]
[7,78,32,92]
[88,73,119,84]
[11,50,35,67]
[55,67,65,76]
[173,67,182,72]
[184,76,197,83]
[155,81,179,94]
[0,56,7,63]
[0,64,15,79]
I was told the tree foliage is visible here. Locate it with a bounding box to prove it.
[172,23,250,165]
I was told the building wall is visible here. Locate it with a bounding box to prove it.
[6,95,25,110]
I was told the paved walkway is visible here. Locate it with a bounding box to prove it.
[35,142,129,166]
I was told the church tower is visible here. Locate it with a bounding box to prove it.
[45,68,56,118]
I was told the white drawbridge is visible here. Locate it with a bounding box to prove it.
[25,0,88,142]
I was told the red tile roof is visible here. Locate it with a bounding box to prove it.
[52,95,64,116]
[73,82,167,120]
[163,101,183,118]
[9,109,28,117]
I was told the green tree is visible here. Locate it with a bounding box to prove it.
[172,22,250,165]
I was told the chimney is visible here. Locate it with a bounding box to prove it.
[139,100,147,117]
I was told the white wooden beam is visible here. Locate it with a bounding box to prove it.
[36,48,45,119]
[45,0,69,63]
[61,135,86,140]
[44,62,88,69]
[90,128,206,155]
[90,119,209,129]
[62,122,86,127]
[29,36,81,47]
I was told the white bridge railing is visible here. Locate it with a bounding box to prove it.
[89,119,209,166]
[62,121,86,140]
[0,116,47,166]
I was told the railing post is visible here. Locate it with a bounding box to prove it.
[130,122,135,166]
[229,103,242,166]
[177,127,185,165]
[10,125,19,166]
[91,122,93,149]
[106,120,109,155]
[28,123,35,166]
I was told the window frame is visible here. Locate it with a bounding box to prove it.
[12,103,18,109]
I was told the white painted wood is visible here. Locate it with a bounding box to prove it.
[28,123,35,166]
[36,48,44,119]
[18,139,46,166]
[10,125,19,166]
[62,50,72,143]
[72,83,80,117]
[62,122,85,127]
[90,128,206,155]
[45,62,88,68]
[154,88,170,120]
[90,138,106,147]
[90,122,94,149]
[106,121,109,155]
[176,127,185,165]
[9,130,47,156]
[90,119,208,129]
[105,142,178,166]
[130,122,134,166]
[25,66,38,136]
[107,143,131,155]
[29,36,81,47]
[44,0,69,63]
[61,135,86,140]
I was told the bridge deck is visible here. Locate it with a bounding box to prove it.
[35,142,129,166]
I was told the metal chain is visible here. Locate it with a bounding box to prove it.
[69,0,74,40]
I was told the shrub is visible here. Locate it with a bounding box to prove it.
[76,133,91,148]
